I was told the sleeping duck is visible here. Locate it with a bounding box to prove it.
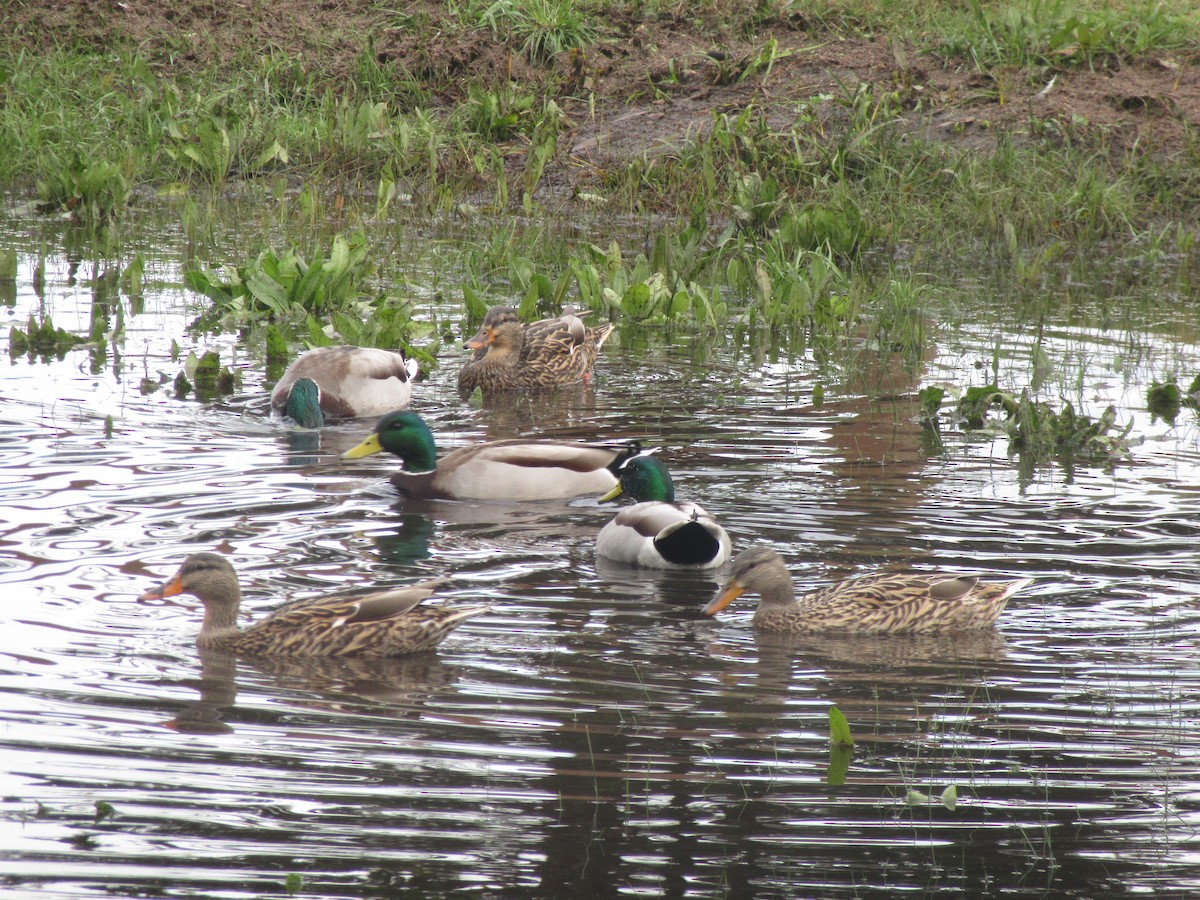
[596,454,732,569]
[271,346,419,428]
[343,409,644,501]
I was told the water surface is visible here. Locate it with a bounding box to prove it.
[2,201,1200,897]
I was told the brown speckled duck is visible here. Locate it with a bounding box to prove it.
[705,547,1030,633]
[457,305,613,395]
[141,553,490,656]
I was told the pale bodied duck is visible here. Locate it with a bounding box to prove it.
[457,305,613,395]
[271,346,419,428]
[596,454,731,569]
[140,552,489,656]
[705,547,1030,633]
[343,410,643,500]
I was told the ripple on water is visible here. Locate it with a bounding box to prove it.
[3,225,1200,896]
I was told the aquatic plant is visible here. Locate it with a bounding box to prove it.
[173,350,240,401]
[185,234,375,326]
[829,707,855,747]
[828,706,854,787]
[905,784,959,810]
[956,383,1134,464]
[165,111,287,187]
[918,385,947,431]
[1146,375,1200,423]
[0,250,15,288]
[9,313,87,361]
[461,82,536,141]
[36,158,130,229]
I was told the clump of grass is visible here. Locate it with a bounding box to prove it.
[935,0,1199,72]
[36,156,131,229]
[478,0,599,64]
[461,82,537,140]
[185,232,437,369]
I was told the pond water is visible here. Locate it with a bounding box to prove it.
[2,198,1200,898]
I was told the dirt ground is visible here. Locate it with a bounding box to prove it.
[9,0,1200,180]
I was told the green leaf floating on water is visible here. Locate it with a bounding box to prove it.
[829,706,854,747]
[906,788,930,806]
[904,785,958,809]
[941,784,958,810]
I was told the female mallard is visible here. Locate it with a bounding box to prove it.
[705,547,1030,633]
[271,346,419,428]
[141,552,489,656]
[343,409,643,500]
[597,454,732,569]
[457,305,613,395]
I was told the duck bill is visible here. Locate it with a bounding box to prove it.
[703,581,745,617]
[597,482,624,502]
[342,433,384,459]
[140,572,183,601]
[463,326,492,350]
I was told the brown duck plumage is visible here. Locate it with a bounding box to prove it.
[141,553,490,656]
[704,547,1030,634]
[457,305,613,394]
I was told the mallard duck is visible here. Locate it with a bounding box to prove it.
[343,409,643,500]
[705,547,1031,633]
[140,552,489,656]
[271,346,419,428]
[596,454,732,569]
[457,305,613,394]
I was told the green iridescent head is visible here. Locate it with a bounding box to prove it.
[343,410,438,472]
[285,377,324,429]
[599,453,675,503]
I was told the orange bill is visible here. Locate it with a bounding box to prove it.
[703,581,744,617]
[140,573,183,601]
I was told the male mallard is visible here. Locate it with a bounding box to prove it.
[457,305,613,395]
[705,547,1030,633]
[596,454,732,569]
[271,346,419,428]
[141,552,489,656]
[343,409,643,500]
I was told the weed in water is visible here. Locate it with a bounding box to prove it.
[36,157,131,231]
[184,233,377,328]
[9,314,88,361]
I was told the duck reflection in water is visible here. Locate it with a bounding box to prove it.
[165,649,462,734]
